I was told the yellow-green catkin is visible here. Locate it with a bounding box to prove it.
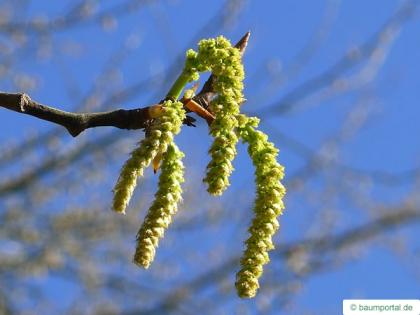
[112,34,287,299]
[235,115,286,298]
[134,143,184,268]
[112,100,185,214]
[184,37,245,195]
[181,37,287,298]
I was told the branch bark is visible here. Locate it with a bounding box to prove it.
[0,92,158,137]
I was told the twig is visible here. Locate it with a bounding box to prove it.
[0,32,250,137]
[0,92,159,137]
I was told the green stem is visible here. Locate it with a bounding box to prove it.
[165,70,191,101]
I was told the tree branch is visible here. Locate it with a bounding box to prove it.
[0,32,250,138]
[0,92,158,137]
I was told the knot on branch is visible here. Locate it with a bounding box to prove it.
[19,93,32,112]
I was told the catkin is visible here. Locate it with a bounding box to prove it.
[112,35,287,299]
[180,38,287,298]
[134,143,184,268]
[184,37,245,195]
[235,115,286,298]
[112,100,185,214]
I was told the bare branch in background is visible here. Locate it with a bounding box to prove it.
[0,0,150,34]
[122,206,420,315]
[257,1,418,116]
